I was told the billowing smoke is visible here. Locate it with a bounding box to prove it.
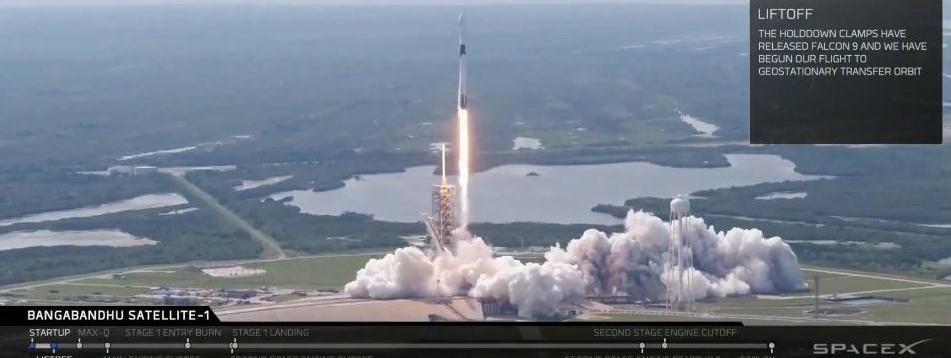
[545,210,805,300]
[344,233,586,318]
[345,210,805,318]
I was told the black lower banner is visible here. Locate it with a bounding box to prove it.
[0,306,948,358]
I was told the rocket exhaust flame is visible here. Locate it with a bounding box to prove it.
[458,109,470,228]
[440,143,448,186]
[457,13,470,228]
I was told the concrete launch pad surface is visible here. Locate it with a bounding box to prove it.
[217,295,484,322]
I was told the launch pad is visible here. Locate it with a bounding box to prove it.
[424,144,459,254]
[426,182,457,253]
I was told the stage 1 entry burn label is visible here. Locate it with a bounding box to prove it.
[750,0,942,144]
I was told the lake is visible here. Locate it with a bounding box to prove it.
[270,154,829,225]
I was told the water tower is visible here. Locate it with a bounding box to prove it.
[666,195,695,311]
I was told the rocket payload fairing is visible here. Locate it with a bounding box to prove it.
[457,13,468,110]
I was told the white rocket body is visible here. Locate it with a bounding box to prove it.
[457,13,468,110]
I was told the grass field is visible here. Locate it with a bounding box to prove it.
[803,274,926,295]
[593,266,951,325]
[598,293,951,325]
[10,284,150,301]
[862,287,951,324]
[72,254,379,291]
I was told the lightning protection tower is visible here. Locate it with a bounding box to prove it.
[667,195,695,311]
[425,144,458,254]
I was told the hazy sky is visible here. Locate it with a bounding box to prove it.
[0,0,745,7]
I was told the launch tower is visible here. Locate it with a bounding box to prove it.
[666,195,695,311]
[425,144,458,253]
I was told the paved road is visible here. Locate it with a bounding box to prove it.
[802,267,948,286]
[167,173,287,259]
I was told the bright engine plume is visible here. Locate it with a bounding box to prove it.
[457,13,470,228]
[457,109,470,228]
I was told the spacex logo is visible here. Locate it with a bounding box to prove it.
[813,339,931,355]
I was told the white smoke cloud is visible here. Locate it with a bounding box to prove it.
[343,247,436,299]
[345,210,805,318]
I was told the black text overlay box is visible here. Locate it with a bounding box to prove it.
[750,0,941,144]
